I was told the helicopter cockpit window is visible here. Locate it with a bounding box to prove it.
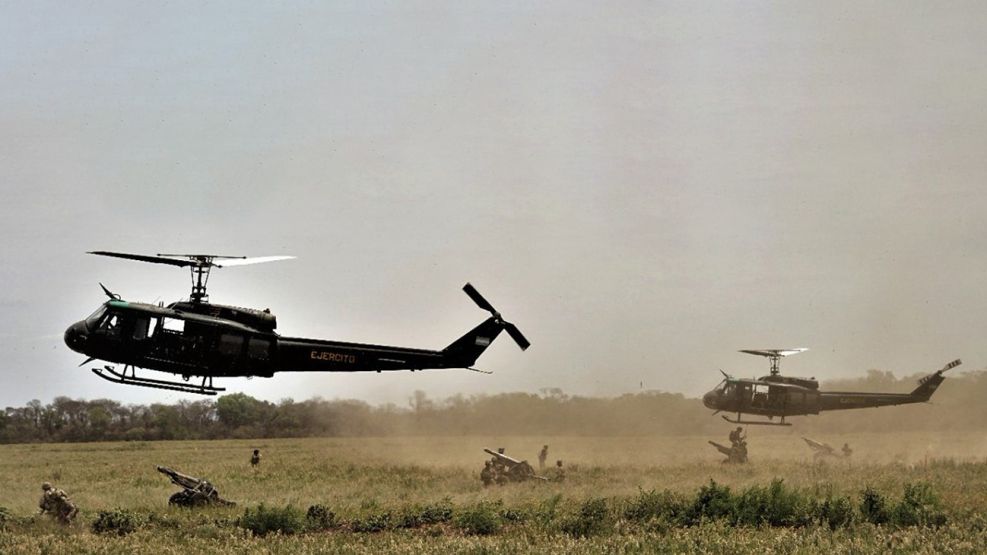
[98,313,120,333]
[722,382,736,397]
[85,306,107,330]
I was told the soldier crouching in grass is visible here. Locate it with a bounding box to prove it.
[39,482,78,524]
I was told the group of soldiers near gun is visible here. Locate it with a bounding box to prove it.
[34,436,861,525]
[36,448,264,524]
[35,445,572,525]
[480,445,565,486]
[708,427,855,465]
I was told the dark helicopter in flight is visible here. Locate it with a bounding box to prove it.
[64,251,529,395]
[701,348,960,426]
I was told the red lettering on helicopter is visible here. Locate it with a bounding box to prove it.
[310,351,357,364]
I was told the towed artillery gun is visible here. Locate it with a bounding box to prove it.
[157,466,235,507]
[803,437,850,461]
[708,440,748,464]
[484,448,547,482]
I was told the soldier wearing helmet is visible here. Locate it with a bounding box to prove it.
[39,482,78,524]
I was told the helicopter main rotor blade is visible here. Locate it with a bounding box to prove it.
[214,256,296,267]
[504,322,530,351]
[89,251,194,267]
[463,283,496,314]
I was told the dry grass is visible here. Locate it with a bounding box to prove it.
[0,432,985,553]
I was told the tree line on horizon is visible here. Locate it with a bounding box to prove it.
[1,370,984,444]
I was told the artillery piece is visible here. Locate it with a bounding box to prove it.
[157,466,235,507]
[803,437,851,461]
[483,448,546,483]
[708,440,748,464]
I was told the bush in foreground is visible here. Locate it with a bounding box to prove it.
[239,504,306,536]
[92,508,143,536]
[306,504,337,531]
[560,497,611,537]
[454,503,502,535]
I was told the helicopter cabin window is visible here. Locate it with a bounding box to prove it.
[162,317,185,334]
[132,316,156,340]
[752,384,770,407]
[248,337,271,361]
[218,333,244,356]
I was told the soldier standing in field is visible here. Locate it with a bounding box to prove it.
[538,445,549,471]
[842,443,853,458]
[250,449,262,466]
[480,461,494,486]
[38,482,78,524]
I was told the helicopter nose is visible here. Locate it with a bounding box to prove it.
[63,322,88,353]
[702,391,718,409]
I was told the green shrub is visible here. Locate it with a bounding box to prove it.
[860,487,891,525]
[893,482,947,528]
[688,480,734,524]
[500,506,528,523]
[352,511,392,533]
[0,506,9,529]
[238,504,306,536]
[560,497,611,537]
[454,503,502,535]
[395,500,453,528]
[306,504,336,531]
[623,488,688,524]
[816,495,856,530]
[92,508,143,536]
[418,500,454,524]
[533,494,563,526]
[733,479,813,527]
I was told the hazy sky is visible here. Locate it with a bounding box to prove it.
[2,2,986,408]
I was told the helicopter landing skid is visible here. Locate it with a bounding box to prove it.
[721,414,792,427]
[92,366,225,396]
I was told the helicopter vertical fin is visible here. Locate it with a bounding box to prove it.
[909,359,961,401]
[441,318,505,367]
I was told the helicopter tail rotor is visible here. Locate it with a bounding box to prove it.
[462,283,529,351]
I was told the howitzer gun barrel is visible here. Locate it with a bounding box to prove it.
[483,448,523,466]
[156,465,204,491]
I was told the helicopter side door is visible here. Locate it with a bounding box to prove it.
[205,330,276,377]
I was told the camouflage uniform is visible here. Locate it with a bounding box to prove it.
[480,461,494,486]
[39,482,78,524]
[548,460,566,482]
[728,427,744,446]
[538,445,549,471]
[250,449,261,466]
[732,440,748,464]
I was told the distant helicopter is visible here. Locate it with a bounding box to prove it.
[64,251,529,395]
[701,349,960,426]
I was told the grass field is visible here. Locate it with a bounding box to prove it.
[1,431,986,553]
